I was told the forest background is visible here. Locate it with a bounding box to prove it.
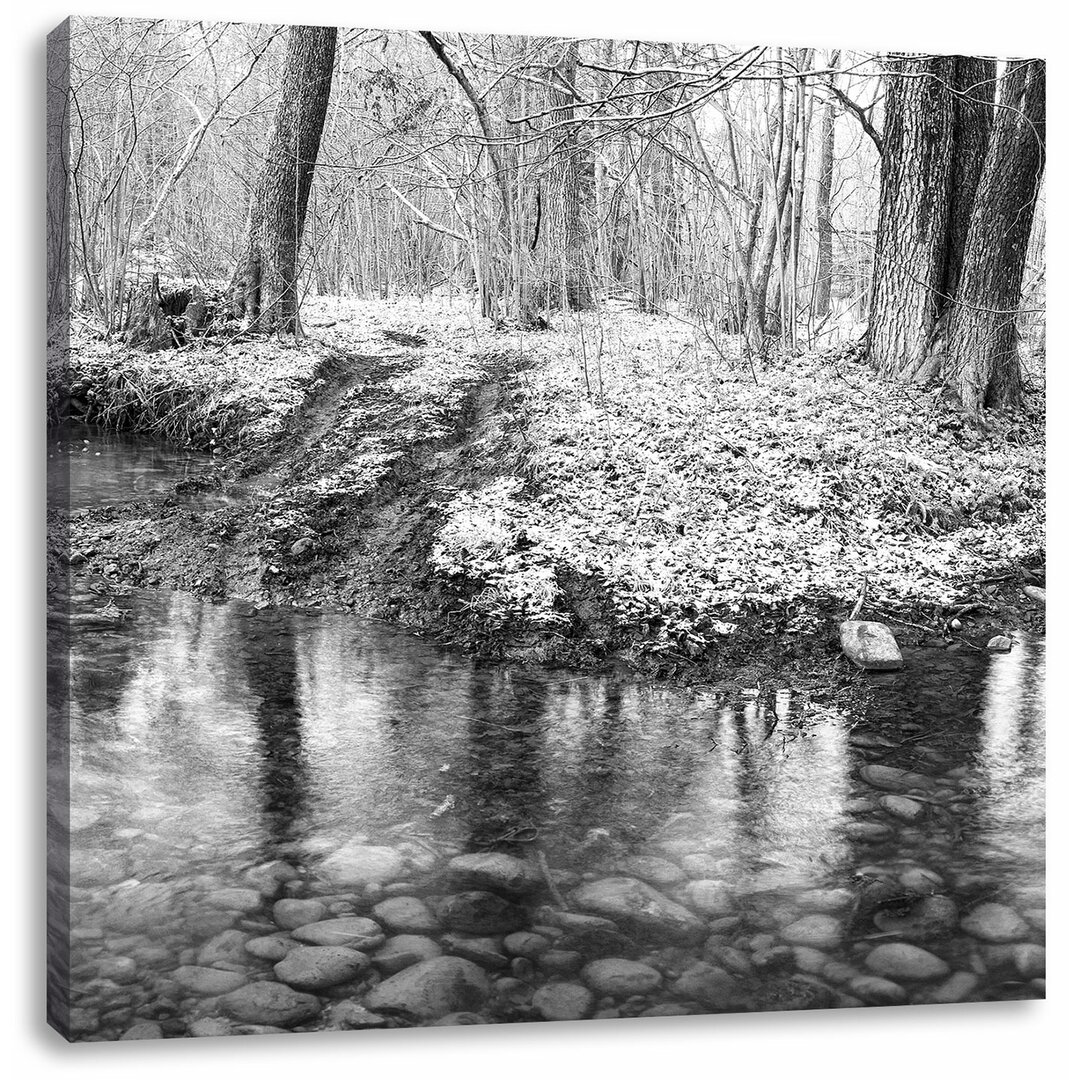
[10,0,1080,1078]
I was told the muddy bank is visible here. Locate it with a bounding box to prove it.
[52,300,1045,684]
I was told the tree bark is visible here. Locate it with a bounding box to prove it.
[814,50,840,318]
[868,54,957,381]
[943,59,1045,412]
[232,25,337,334]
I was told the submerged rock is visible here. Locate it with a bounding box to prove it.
[435,891,527,935]
[532,982,594,1021]
[171,965,247,995]
[319,843,404,888]
[582,958,663,998]
[291,917,384,950]
[840,621,904,671]
[220,982,322,1027]
[960,903,1029,943]
[372,896,439,934]
[445,853,542,897]
[273,945,370,990]
[364,956,489,1020]
[779,914,844,949]
[865,943,950,981]
[273,899,327,931]
[859,764,937,794]
[372,934,443,974]
[571,877,707,943]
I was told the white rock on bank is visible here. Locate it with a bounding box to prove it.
[840,621,904,671]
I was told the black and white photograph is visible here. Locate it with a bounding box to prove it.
[38,0,1059,1063]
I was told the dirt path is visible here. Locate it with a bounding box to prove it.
[63,330,523,635]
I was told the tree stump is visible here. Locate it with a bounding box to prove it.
[124,274,173,350]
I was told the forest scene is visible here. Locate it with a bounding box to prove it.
[46,15,1046,1043]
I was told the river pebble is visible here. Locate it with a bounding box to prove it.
[445,853,542,897]
[119,1020,163,1039]
[614,856,687,887]
[372,896,439,934]
[960,903,1029,943]
[670,962,743,1009]
[273,945,370,990]
[273,899,327,931]
[504,932,550,958]
[582,959,663,998]
[325,1002,389,1029]
[441,934,508,970]
[206,888,261,913]
[372,934,443,974]
[919,971,981,1004]
[849,975,908,1004]
[865,943,950,981]
[779,914,844,949]
[365,956,489,1020]
[537,950,584,975]
[435,892,527,935]
[245,934,299,962]
[292,917,385,950]
[571,877,707,942]
[319,843,404,888]
[880,795,925,822]
[1012,943,1046,979]
[533,982,594,1021]
[220,982,322,1027]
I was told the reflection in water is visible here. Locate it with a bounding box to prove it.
[62,586,1046,1031]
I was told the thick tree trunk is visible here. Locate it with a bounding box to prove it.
[232,26,337,334]
[943,59,1045,412]
[943,57,997,302]
[867,55,956,380]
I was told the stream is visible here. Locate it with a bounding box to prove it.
[52,433,1046,1039]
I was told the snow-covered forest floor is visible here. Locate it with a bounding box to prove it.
[53,294,1046,672]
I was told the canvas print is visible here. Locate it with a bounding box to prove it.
[46,16,1046,1042]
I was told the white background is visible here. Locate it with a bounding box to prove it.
[3,2,1077,1077]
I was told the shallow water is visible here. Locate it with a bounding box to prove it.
[53,443,1046,1039]
[48,425,219,509]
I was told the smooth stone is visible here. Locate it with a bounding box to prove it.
[897,867,945,894]
[865,943,950,981]
[441,934,508,970]
[325,1002,389,1029]
[641,1004,694,1017]
[70,849,128,887]
[849,975,908,1004]
[961,903,1029,943]
[171,965,247,995]
[571,877,707,943]
[435,892,527,935]
[273,945,370,990]
[188,1017,234,1037]
[613,856,687,887]
[680,854,716,878]
[1022,585,1046,605]
[196,930,250,969]
[533,982,594,1021]
[273,899,327,931]
[1013,943,1046,979]
[880,795,926,822]
[119,1021,164,1040]
[245,934,300,962]
[860,764,936,793]
[535,908,619,934]
[206,888,262,913]
[703,941,753,976]
[1022,908,1046,933]
[779,914,844,949]
[798,888,855,913]
[365,956,489,1020]
[987,635,1013,652]
[241,861,297,898]
[582,959,663,999]
[220,982,322,1027]
[504,932,551,958]
[840,620,904,670]
[319,843,405,888]
[920,971,980,1004]
[292,917,385,950]
[791,947,831,975]
[445,853,542,897]
[372,896,439,934]
[559,927,635,960]
[670,962,743,1009]
[676,879,734,918]
[372,934,443,975]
